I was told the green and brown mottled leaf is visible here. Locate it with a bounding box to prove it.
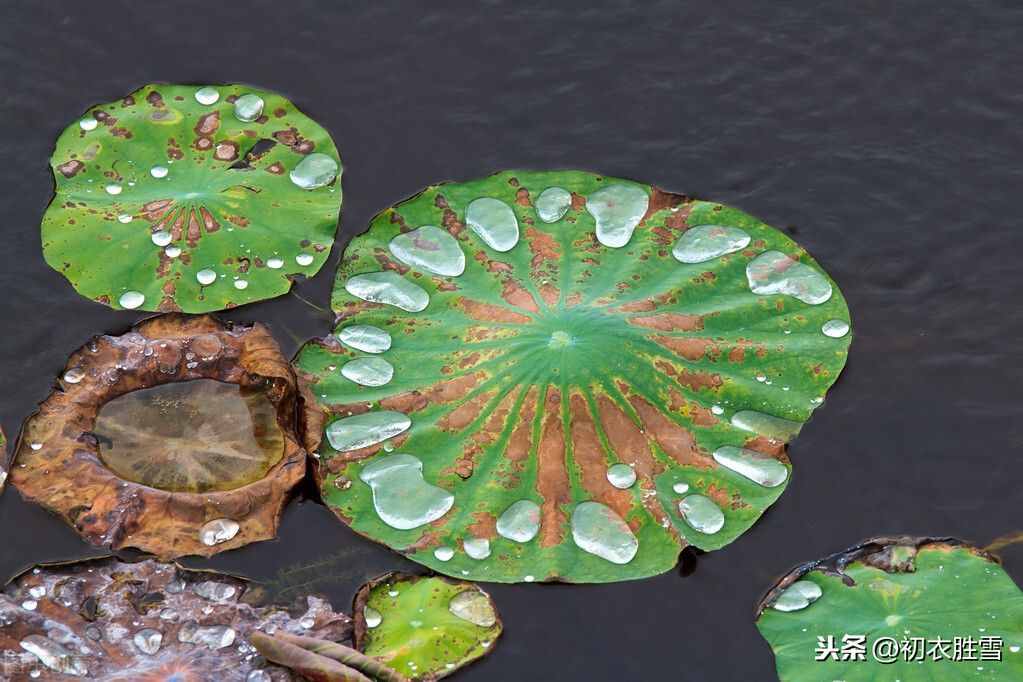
[42,83,342,313]
[756,537,1023,681]
[295,169,851,583]
[353,573,501,680]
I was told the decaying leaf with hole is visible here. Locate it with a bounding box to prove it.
[0,555,349,681]
[294,169,851,583]
[756,536,1023,681]
[352,573,501,680]
[10,314,306,558]
[42,83,342,313]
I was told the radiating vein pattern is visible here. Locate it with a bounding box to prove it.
[295,170,852,583]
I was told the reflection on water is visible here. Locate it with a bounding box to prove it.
[93,379,284,493]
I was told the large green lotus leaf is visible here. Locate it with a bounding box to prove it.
[756,537,1023,681]
[43,83,342,312]
[353,572,501,680]
[295,169,851,583]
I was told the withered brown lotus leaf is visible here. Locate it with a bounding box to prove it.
[0,555,350,680]
[10,314,306,558]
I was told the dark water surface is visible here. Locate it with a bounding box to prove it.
[2,1,1022,679]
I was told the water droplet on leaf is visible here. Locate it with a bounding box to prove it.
[389,225,466,276]
[496,500,541,543]
[535,186,572,223]
[338,325,391,353]
[341,357,394,387]
[325,411,411,452]
[672,224,751,263]
[358,453,454,530]
[465,197,519,252]
[712,445,789,487]
[678,494,725,534]
[345,271,429,312]
[747,250,832,305]
[586,184,649,248]
[606,463,637,489]
[233,94,264,122]
[571,501,639,564]
[290,153,340,190]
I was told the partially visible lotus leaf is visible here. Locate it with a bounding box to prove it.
[756,537,1023,681]
[352,573,501,680]
[11,314,307,558]
[43,83,342,313]
[0,555,349,680]
[295,170,851,583]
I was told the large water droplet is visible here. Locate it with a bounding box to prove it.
[821,319,850,338]
[20,635,87,676]
[772,580,823,612]
[325,411,411,451]
[133,628,163,655]
[295,252,315,266]
[151,230,172,246]
[535,187,572,223]
[586,184,649,248]
[118,291,145,310]
[199,518,239,546]
[196,268,217,286]
[678,494,725,534]
[672,482,690,494]
[341,357,394,387]
[345,271,429,312]
[150,165,169,179]
[105,184,122,195]
[712,446,788,487]
[570,501,639,564]
[79,117,98,131]
[465,197,519,252]
[290,153,339,190]
[730,410,802,441]
[463,536,491,560]
[606,463,637,489]
[117,214,133,224]
[266,257,284,269]
[746,250,833,305]
[233,94,264,122]
[389,225,465,277]
[338,325,391,353]
[496,500,541,543]
[193,581,237,602]
[364,606,382,628]
[63,368,85,384]
[448,589,497,627]
[434,546,455,561]
[233,279,248,290]
[165,246,181,258]
[672,224,751,263]
[195,87,220,105]
[358,454,454,530]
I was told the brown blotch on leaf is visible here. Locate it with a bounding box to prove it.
[194,111,220,137]
[457,297,532,324]
[57,160,85,178]
[536,389,569,548]
[266,162,285,175]
[146,90,165,107]
[214,141,239,161]
[628,312,704,332]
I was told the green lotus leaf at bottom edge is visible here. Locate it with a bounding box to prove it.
[756,536,1023,681]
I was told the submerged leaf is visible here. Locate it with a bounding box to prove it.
[353,573,502,679]
[42,83,342,313]
[756,537,1023,680]
[11,314,307,558]
[295,170,851,583]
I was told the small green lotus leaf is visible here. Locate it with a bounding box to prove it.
[353,573,501,680]
[42,83,342,312]
[756,537,1023,681]
[295,170,851,583]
